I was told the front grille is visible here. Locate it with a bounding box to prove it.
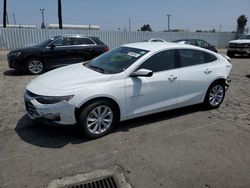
[229,43,250,48]
[64,176,117,188]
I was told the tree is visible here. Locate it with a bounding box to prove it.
[237,15,247,35]
[3,0,7,28]
[140,24,152,32]
[58,0,63,29]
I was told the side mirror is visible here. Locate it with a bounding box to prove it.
[48,43,55,49]
[130,69,153,77]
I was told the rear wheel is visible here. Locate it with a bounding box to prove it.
[204,82,225,109]
[78,100,118,138]
[27,58,44,75]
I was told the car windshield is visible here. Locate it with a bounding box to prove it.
[85,46,149,74]
[37,36,61,47]
[239,35,250,39]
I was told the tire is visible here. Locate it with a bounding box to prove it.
[26,58,44,75]
[227,51,234,58]
[78,100,119,138]
[204,82,225,109]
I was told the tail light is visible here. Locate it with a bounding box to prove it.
[104,47,109,52]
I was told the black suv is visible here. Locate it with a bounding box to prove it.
[7,35,109,74]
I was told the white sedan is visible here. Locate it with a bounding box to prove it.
[24,42,232,138]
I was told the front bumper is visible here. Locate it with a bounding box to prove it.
[225,77,231,90]
[227,47,250,54]
[24,92,77,125]
[7,54,24,70]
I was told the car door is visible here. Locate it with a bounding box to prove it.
[68,37,97,63]
[42,37,73,68]
[125,50,180,118]
[177,49,216,107]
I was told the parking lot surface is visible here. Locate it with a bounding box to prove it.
[0,50,250,188]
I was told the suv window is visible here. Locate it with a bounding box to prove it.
[72,38,95,45]
[186,40,196,45]
[138,50,176,72]
[52,37,72,46]
[151,39,164,42]
[196,40,208,47]
[179,49,205,67]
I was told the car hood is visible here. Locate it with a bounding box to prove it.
[27,63,113,95]
[11,45,41,53]
[229,39,250,44]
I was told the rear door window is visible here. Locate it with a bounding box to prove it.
[179,49,206,67]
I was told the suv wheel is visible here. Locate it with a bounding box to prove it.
[204,82,225,109]
[78,100,118,138]
[27,58,44,75]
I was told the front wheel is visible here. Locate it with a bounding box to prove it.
[27,58,44,75]
[204,82,225,109]
[78,100,119,138]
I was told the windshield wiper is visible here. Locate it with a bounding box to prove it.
[88,65,106,73]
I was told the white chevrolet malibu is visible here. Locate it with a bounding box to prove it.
[24,42,232,138]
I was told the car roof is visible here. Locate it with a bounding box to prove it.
[123,42,203,52]
[59,34,97,38]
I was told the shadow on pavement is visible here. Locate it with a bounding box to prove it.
[231,55,250,59]
[246,74,250,79]
[3,70,29,76]
[16,105,205,148]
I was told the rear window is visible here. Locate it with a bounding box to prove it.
[91,37,105,45]
[72,38,95,45]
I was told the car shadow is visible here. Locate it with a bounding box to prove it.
[15,104,206,148]
[231,55,250,59]
[3,70,29,76]
[246,74,250,79]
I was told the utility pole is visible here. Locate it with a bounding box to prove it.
[219,24,222,32]
[129,18,131,32]
[13,13,16,25]
[58,0,63,29]
[167,14,171,31]
[3,0,7,27]
[6,11,9,24]
[40,8,45,29]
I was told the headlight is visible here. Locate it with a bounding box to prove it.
[10,51,22,57]
[36,95,74,104]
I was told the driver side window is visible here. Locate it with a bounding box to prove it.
[137,50,176,72]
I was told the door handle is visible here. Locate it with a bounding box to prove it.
[204,69,212,74]
[168,75,178,81]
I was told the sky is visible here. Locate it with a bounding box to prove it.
[0,0,250,32]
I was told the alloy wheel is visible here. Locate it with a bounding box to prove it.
[209,84,224,106]
[28,60,43,74]
[86,105,113,135]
